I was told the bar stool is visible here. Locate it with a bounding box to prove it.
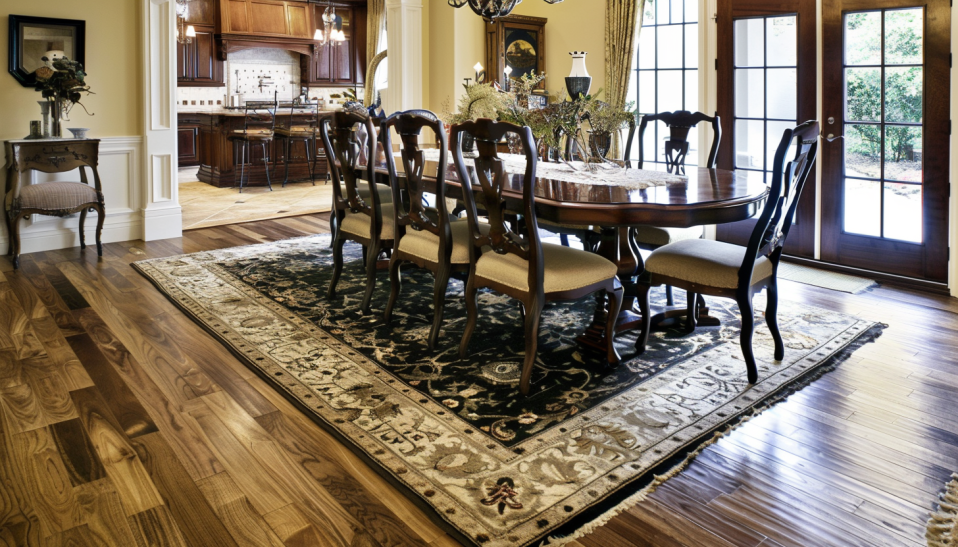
[227,92,278,193]
[274,100,320,187]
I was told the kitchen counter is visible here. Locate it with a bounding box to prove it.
[177,105,344,116]
[178,109,334,187]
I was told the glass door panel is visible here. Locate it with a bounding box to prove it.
[820,0,949,282]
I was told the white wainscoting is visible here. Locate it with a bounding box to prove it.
[0,136,145,255]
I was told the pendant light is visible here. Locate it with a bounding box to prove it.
[314,0,347,47]
[175,0,196,45]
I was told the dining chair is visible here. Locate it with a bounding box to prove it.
[273,99,319,187]
[320,110,392,314]
[453,118,624,396]
[381,110,491,350]
[635,110,722,306]
[227,91,278,193]
[635,120,820,384]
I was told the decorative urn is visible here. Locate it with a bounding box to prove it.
[565,51,592,99]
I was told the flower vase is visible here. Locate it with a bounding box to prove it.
[588,130,612,159]
[38,101,51,137]
[51,98,63,138]
[565,51,592,100]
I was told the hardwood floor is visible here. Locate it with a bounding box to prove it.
[0,213,953,546]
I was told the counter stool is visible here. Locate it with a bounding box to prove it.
[227,92,278,193]
[274,101,320,187]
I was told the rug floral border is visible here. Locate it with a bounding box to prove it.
[133,236,882,547]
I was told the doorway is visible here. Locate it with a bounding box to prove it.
[820,0,950,282]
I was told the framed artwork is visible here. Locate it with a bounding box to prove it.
[8,15,86,87]
[527,94,548,110]
[485,15,546,92]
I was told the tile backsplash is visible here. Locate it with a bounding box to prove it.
[176,47,363,107]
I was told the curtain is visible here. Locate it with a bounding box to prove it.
[365,0,386,107]
[605,0,644,157]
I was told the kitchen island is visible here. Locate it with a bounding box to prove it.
[178,107,336,188]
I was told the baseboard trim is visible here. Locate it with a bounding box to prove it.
[0,212,143,255]
[782,255,951,296]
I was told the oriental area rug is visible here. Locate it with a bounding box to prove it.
[133,234,882,547]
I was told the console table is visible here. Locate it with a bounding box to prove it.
[4,138,105,269]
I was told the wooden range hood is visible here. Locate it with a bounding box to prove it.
[216,0,320,60]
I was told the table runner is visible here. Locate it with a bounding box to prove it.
[418,149,688,191]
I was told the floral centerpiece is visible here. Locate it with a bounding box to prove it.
[35,57,94,138]
[442,81,510,152]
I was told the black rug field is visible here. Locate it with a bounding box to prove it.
[134,234,882,547]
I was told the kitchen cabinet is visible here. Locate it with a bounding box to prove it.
[222,0,313,38]
[178,115,204,167]
[301,2,366,87]
[177,26,225,86]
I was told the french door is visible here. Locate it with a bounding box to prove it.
[820,0,949,281]
[716,0,818,258]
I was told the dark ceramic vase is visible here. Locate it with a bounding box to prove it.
[565,76,592,100]
[589,130,612,159]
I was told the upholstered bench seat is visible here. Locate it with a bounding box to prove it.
[7,181,99,213]
[476,242,618,294]
[645,238,773,289]
[341,203,396,240]
[399,220,491,264]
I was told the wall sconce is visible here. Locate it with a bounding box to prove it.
[474,62,485,84]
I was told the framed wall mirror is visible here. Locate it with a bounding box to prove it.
[485,15,547,92]
[8,15,86,87]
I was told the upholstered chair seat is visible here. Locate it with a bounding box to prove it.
[645,238,774,289]
[634,225,705,248]
[357,180,393,203]
[8,181,99,213]
[274,126,318,137]
[230,129,274,139]
[476,242,618,294]
[398,221,491,264]
[341,203,396,240]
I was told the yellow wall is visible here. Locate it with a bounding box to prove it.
[0,0,142,141]
[509,0,606,98]
[425,0,606,114]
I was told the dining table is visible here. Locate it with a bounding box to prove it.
[363,152,769,349]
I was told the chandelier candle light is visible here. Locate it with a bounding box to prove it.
[314,1,347,47]
[175,0,196,44]
[566,51,592,99]
[447,0,563,22]
[504,65,513,91]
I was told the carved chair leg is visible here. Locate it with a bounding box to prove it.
[238,142,247,193]
[459,273,479,359]
[79,208,88,249]
[665,285,674,307]
[5,214,13,256]
[10,214,23,270]
[384,257,402,324]
[635,283,652,353]
[519,295,544,396]
[737,289,758,384]
[685,291,697,334]
[305,139,315,186]
[94,204,105,257]
[360,240,380,315]
[327,235,347,299]
[766,277,784,361]
[428,264,452,351]
[605,284,623,365]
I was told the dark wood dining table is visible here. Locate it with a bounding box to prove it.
[367,157,768,345]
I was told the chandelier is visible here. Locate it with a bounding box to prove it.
[314,1,347,46]
[447,0,563,21]
[175,0,196,44]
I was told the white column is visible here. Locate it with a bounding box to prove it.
[141,0,182,241]
[385,0,424,113]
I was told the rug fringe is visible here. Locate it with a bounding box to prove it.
[543,324,883,546]
[927,473,958,547]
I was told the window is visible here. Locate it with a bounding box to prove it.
[630,0,699,168]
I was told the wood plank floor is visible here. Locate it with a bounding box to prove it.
[0,213,953,546]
